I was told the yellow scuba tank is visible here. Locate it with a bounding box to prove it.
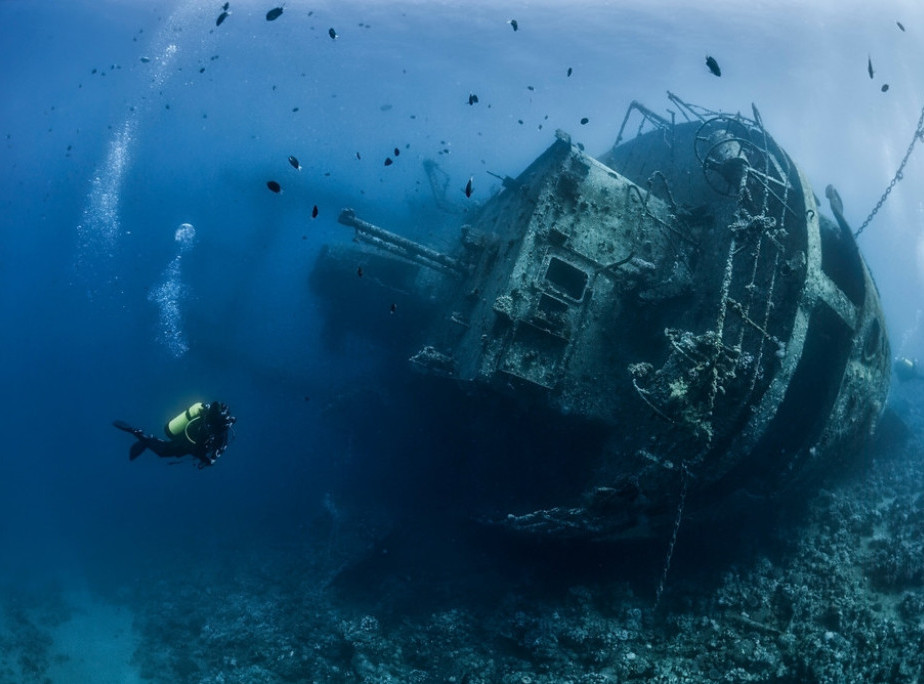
[165,402,205,444]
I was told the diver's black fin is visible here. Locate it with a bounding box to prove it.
[129,441,147,461]
[114,420,147,438]
[113,420,135,433]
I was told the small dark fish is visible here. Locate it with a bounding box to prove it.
[329,27,337,39]
[266,180,282,193]
[868,55,874,79]
[140,56,150,63]
[897,21,905,31]
[357,266,363,277]
[266,7,283,21]
[216,10,229,26]
[509,19,518,31]
[394,147,400,156]
[199,67,205,73]
[356,152,362,160]
[705,55,721,77]
[468,93,479,105]
[567,67,572,77]
[288,155,301,170]
[384,157,393,166]
[882,83,890,92]
[464,177,473,198]
[390,303,397,314]
[312,205,319,218]
[222,2,229,10]
[580,117,589,125]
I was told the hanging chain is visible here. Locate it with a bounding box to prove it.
[654,462,689,608]
[855,105,924,238]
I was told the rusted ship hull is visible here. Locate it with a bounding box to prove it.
[314,98,890,539]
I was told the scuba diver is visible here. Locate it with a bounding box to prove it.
[114,401,236,469]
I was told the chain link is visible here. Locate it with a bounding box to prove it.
[654,462,689,608]
[650,107,924,608]
[855,105,924,238]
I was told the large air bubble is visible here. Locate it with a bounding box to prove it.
[174,222,196,252]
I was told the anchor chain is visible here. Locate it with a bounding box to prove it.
[855,104,924,238]
[655,462,689,608]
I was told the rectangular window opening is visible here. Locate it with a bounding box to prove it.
[545,257,588,301]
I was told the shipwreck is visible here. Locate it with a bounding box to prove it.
[310,95,890,540]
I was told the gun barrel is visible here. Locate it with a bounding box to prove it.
[338,209,466,276]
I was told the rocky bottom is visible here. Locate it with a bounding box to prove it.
[5,389,924,684]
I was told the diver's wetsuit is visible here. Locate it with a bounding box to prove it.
[114,401,235,468]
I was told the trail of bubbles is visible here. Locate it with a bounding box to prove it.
[905,202,924,357]
[72,7,187,300]
[149,223,196,357]
[151,43,179,89]
[899,309,922,359]
[74,119,135,296]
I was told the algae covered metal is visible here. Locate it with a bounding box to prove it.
[316,96,891,539]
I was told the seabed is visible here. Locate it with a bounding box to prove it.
[2,380,923,683]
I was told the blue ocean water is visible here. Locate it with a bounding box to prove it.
[3,1,924,681]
